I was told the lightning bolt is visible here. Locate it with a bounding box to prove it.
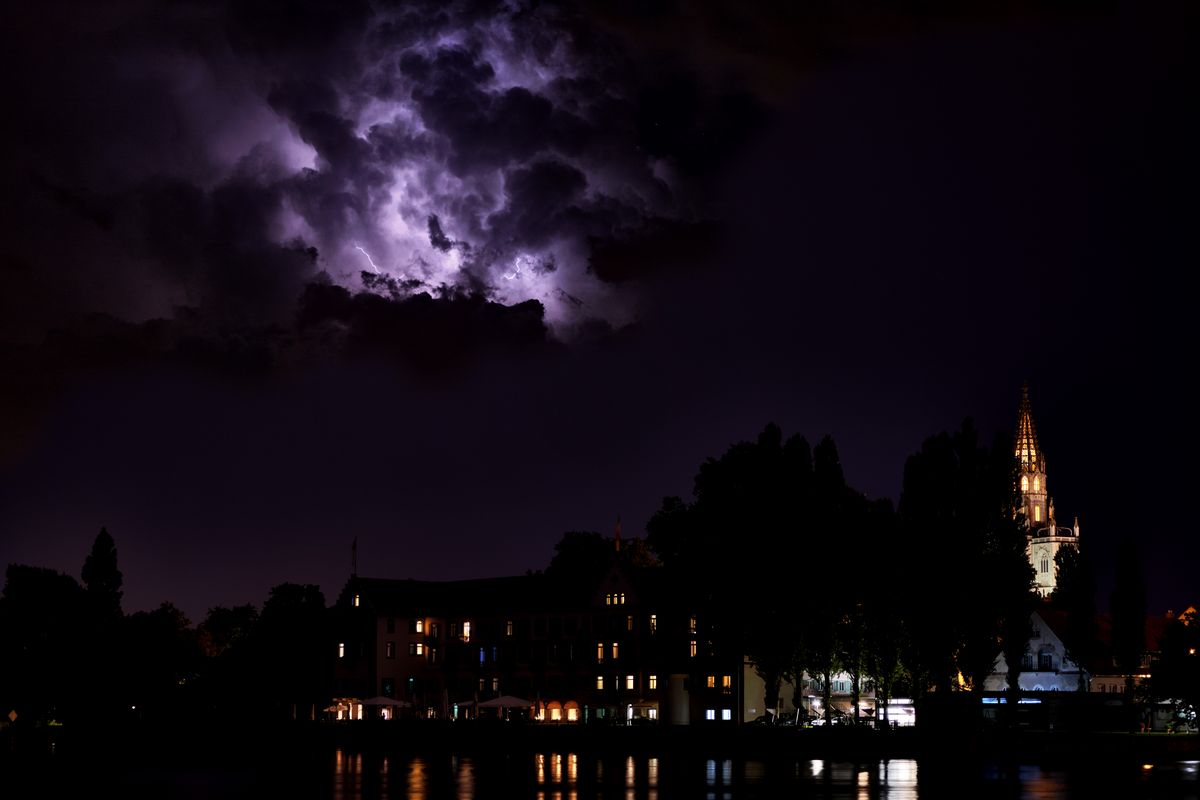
[354,245,381,274]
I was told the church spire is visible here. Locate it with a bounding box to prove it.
[1015,381,1041,470]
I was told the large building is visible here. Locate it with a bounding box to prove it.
[329,553,745,725]
[1015,384,1080,596]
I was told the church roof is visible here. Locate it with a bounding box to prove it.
[1015,383,1041,470]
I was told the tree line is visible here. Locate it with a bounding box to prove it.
[2,420,1190,728]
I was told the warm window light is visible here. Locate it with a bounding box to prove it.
[626,615,634,631]
[462,621,471,642]
[1034,505,1042,522]
[505,620,513,636]
[353,594,360,607]
[612,642,619,659]
[1021,476,1029,492]
[597,643,605,662]
[650,614,657,633]
[626,675,634,690]
[706,675,716,688]
[596,676,605,690]
[415,619,424,633]
[649,674,657,690]
[1033,476,1041,492]
[338,642,345,658]
[689,640,697,658]
[722,675,731,692]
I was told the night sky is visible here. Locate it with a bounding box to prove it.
[1,1,1195,622]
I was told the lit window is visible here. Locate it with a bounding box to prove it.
[506,620,513,637]
[722,709,732,721]
[605,593,612,605]
[1020,476,1028,492]
[706,675,716,688]
[649,674,657,690]
[612,642,619,659]
[689,640,697,658]
[415,619,424,634]
[1033,476,1040,492]
[649,614,657,634]
[479,647,486,664]
[627,615,634,631]
[705,709,715,721]
[689,616,697,634]
[462,621,471,642]
[597,676,605,690]
[626,675,635,690]
[417,643,424,655]
[492,678,499,692]
[479,678,485,692]
[597,643,605,662]
[353,594,360,607]
[1034,505,1042,522]
[338,642,345,658]
[619,593,625,605]
[385,641,395,659]
[722,675,731,693]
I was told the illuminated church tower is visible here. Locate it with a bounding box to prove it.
[1015,384,1080,597]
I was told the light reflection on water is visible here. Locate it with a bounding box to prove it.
[328,749,1199,799]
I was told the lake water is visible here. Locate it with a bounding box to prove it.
[324,750,1200,799]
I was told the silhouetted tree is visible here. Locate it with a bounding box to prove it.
[1149,608,1199,727]
[1111,536,1147,697]
[81,527,123,618]
[254,583,329,720]
[198,604,259,658]
[118,602,201,721]
[0,565,86,723]
[1051,544,1099,691]
[899,421,1035,702]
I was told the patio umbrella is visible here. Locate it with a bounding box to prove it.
[359,696,412,707]
[478,695,533,709]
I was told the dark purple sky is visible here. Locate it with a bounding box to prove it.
[2,1,1195,621]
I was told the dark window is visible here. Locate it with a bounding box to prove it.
[430,622,440,639]
[1021,654,1034,670]
[381,678,395,698]
[408,642,417,656]
[386,617,396,634]
[408,619,418,633]
[385,641,396,659]
[1039,653,1054,671]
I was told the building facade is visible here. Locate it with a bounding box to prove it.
[330,558,745,725]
